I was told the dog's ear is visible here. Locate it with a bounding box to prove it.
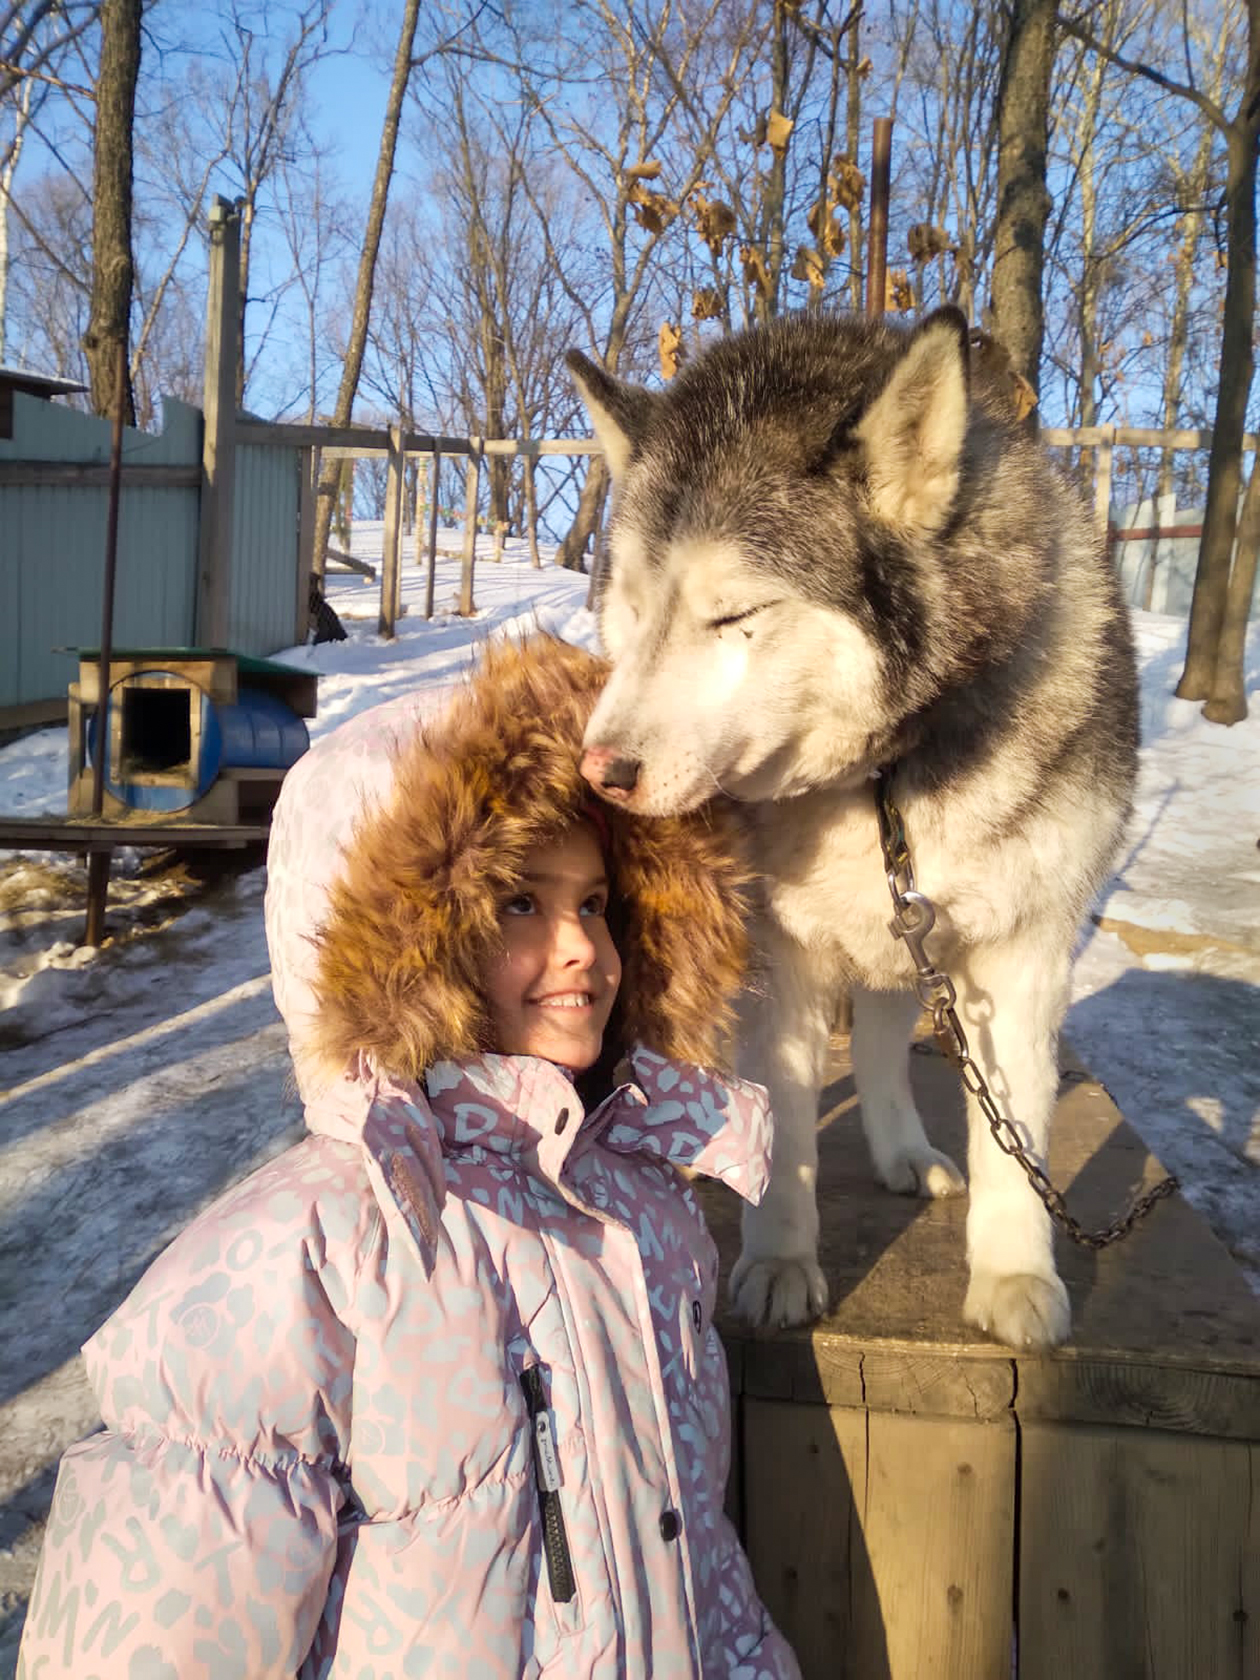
[567,351,655,479]
[855,306,970,536]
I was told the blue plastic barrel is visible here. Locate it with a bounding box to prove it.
[87,676,309,814]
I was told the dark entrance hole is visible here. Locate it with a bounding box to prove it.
[120,686,193,779]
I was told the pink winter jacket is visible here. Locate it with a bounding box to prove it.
[20,637,800,1679]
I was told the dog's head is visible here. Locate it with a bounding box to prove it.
[570,308,985,815]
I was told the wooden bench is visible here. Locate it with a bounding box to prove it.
[700,1038,1259,1680]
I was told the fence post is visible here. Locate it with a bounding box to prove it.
[1094,423,1115,540]
[296,446,315,643]
[459,440,482,617]
[378,424,405,638]
[425,451,441,619]
[196,196,240,646]
[524,453,541,568]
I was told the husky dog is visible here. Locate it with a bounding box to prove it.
[570,308,1137,1350]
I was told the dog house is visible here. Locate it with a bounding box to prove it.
[68,648,317,825]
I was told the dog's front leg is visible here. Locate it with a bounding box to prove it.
[953,936,1073,1350]
[729,930,831,1329]
[851,985,966,1197]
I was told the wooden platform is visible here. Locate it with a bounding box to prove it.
[701,1037,1260,1680]
[0,814,271,852]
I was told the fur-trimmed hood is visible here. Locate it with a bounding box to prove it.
[264,635,751,1106]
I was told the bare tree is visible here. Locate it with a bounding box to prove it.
[311,0,421,575]
[1062,0,1259,721]
[991,0,1056,393]
[82,0,139,419]
[500,0,769,566]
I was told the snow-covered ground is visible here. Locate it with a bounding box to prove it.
[1,527,1257,1669]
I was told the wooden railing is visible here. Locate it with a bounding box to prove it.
[234,415,1259,638]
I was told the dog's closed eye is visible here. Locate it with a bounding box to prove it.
[708,603,777,632]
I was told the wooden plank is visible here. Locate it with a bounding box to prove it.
[196,199,239,647]
[459,443,482,617]
[0,816,270,851]
[425,452,441,618]
[1017,1354,1260,1445]
[858,1411,1014,1680]
[378,425,405,638]
[325,545,376,579]
[296,447,315,642]
[524,455,541,569]
[237,421,472,454]
[0,462,200,486]
[1018,1423,1258,1680]
[702,1037,1260,1428]
[743,1401,1016,1679]
[1041,426,1259,452]
[1094,423,1115,534]
[0,697,69,733]
[742,1398,871,1678]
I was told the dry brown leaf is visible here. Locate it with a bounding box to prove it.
[625,159,662,180]
[692,194,737,254]
[741,244,772,296]
[659,321,684,380]
[791,246,826,288]
[857,55,873,77]
[806,197,846,255]
[691,286,726,321]
[765,109,794,156]
[885,267,915,311]
[830,155,865,210]
[907,222,951,262]
[630,183,677,233]
[969,329,1039,422]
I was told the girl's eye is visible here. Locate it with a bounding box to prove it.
[580,894,608,918]
[501,893,536,916]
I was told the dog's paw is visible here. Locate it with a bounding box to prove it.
[729,1254,828,1330]
[875,1145,966,1199]
[963,1270,1070,1350]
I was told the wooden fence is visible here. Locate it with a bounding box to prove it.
[275,417,1258,640]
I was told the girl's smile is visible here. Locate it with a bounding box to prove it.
[482,824,621,1070]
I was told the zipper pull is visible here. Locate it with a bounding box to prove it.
[520,1365,561,1490]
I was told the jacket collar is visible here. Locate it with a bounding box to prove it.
[304,1048,773,1277]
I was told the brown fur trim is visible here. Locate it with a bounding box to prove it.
[309,635,750,1083]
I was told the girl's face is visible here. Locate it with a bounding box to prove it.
[482,824,621,1072]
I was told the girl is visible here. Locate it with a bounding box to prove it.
[20,635,800,1679]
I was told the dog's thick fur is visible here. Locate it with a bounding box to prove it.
[570,308,1138,1349]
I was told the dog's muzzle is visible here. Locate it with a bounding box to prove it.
[580,747,640,802]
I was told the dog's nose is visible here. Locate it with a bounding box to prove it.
[580,747,641,797]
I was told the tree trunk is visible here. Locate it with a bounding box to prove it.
[755,2,791,323]
[1202,446,1259,725]
[556,455,609,573]
[989,0,1055,394]
[83,0,141,424]
[845,16,864,312]
[311,0,421,571]
[1176,121,1258,700]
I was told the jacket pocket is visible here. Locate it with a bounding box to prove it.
[519,1363,576,1604]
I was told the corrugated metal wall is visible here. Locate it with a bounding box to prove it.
[228,439,302,657]
[1,393,303,715]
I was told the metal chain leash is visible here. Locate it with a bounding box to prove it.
[873,770,1178,1250]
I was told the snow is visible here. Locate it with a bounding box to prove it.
[1,528,1257,1668]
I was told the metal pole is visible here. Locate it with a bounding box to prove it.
[84,335,128,946]
[865,116,893,321]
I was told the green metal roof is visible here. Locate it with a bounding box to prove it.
[75,647,311,678]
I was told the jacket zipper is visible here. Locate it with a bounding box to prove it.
[520,1364,576,1603]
